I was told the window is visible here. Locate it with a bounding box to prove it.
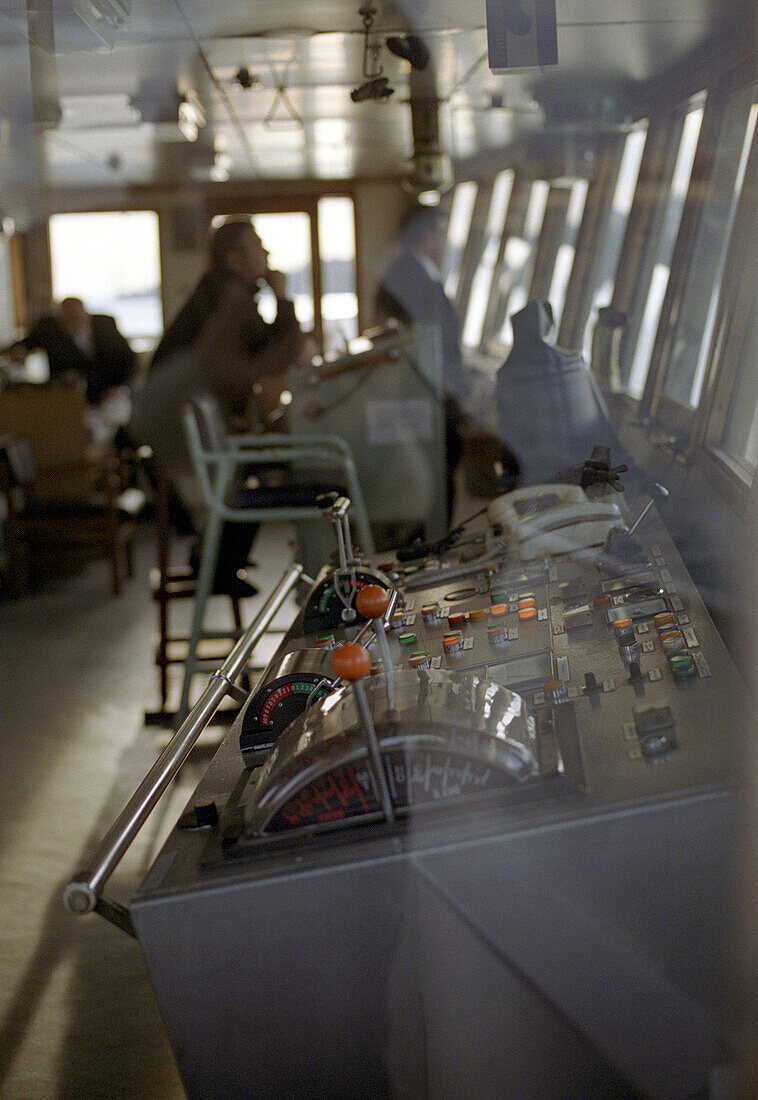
[251,212,313,329]
[498,179,550,345]
[317,196,359,352]
[214,196,359,349]
[581,127,647,361]
[443,181,477,299]
[461,170,514,348]
[625,103,705,398]
[718,304,758,477]
[0,234,15,346]
[663,93,758,409]
[48,210,162,350]
[547,179,589,333]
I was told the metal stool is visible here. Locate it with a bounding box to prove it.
[176,395,374,723]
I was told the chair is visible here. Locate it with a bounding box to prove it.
[0,432,139,596]
[176,394,374,720]
[146,466,245,723]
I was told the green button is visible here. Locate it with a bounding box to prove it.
[491,590,508,604]
[670,653,695,678]
[399,632,417,646]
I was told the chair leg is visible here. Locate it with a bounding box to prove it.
[176,509,224,725]
[125,529,135,578]
[110,547,122,595]
[158,591,169,710]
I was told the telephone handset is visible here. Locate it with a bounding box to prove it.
[487,484,623,560]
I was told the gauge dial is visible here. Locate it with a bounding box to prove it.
[302,569,394,633]
[239,650,340,767]
[245,669,542,834]
[265,747,523,832]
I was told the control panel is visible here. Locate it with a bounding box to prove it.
[131,481,740,1100]
[129,479,739,1100]
[223,487,735,848]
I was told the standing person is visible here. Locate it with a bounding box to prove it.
[6,296,136,406]
[128,216,312,595]
[375,204,465,523]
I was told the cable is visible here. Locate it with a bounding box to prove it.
[169,0,257,171]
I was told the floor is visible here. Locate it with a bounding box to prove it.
[0,521,301,1099]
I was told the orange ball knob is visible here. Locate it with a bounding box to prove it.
[331,643,371,682]
[355,584,390,619]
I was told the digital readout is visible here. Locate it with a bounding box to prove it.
[606,597,667,623]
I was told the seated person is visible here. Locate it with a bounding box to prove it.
[6,297,136,407]
[495,300,620,487]
[128,217,314,596]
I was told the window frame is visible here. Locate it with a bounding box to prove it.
[641,76,757,428]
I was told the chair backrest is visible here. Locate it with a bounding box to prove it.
[0,383,90,475]
[189,393,228,453]
[183,393,231,506]
[0,433,37,490]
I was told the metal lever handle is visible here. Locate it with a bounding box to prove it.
[318,493,355,569]
[64,563,304,916]
[628,483,669,535]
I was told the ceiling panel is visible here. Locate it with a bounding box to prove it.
[0,0,734,204]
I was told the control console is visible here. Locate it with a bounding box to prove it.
[130,481,741,1100]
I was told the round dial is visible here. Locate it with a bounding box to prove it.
[239,650,339,767]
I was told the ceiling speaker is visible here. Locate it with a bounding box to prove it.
[486,0,558,73]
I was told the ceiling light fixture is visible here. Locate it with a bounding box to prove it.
[178,93,206,142]
[71,0,130,49]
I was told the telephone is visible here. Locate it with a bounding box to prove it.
[487,483,624,560]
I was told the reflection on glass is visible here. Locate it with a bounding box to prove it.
[443,181,477,299]
[581,126,647,360]
[720,306,758,477]
[49,210,162,347]
[318,196,359,351]
[499,180,550,345]
[462,170,514,348]
[664,96,757,408]
[547,179,589,332]
[626,104,704,398]
[252,212,314,328]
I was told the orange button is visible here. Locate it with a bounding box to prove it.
[469,608,488,622]
[654,612,675,631]
[518,605,537,622]
[613,617,633,632]
[490,603,508,618]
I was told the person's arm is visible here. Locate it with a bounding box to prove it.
[2,318,48,361]
[197,279,308,410]
[102,316,137,385]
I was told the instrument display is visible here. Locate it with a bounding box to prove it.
[302,567,394,633]
[244,670,554,836]
[606,597,668,622]
[238,650,341,767]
